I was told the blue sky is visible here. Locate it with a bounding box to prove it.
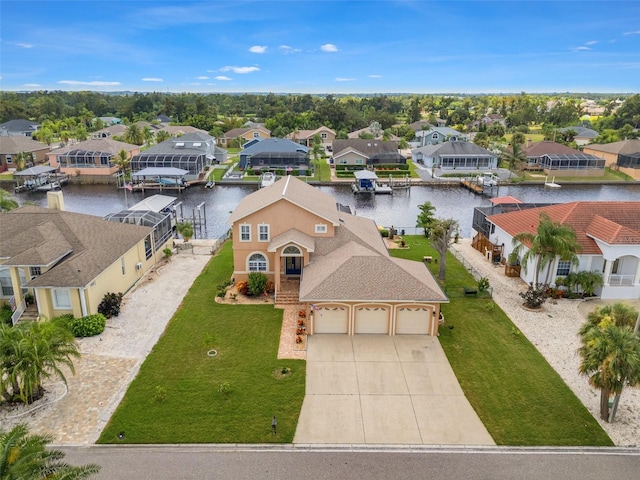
[1,0,639,94]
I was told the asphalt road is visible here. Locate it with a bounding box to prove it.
[59,445,640,480]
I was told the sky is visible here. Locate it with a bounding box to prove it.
[1,0,639,94]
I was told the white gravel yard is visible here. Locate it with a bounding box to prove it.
[451,238,640,447]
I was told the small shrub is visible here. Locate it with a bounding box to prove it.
[163,247,173,259]
[265,280,275,294]
[477,277,490,292]
[218,382,232,395]
[236,280,248,296]
[69,313,107,337]
[24,292,35,305]
[154,385,168,402]
[0,302,13,326]
[98,292,124,319]
[519,285,548,309]
[52,313,74,330]
[247,272,268,296]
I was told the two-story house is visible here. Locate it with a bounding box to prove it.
[227,176,448,335]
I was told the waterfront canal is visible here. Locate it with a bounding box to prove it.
[14,182,640,239]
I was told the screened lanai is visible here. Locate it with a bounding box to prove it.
[538,153,605,171]
[104,210,173,258]
[130,152,213,178]
[618,152,640,169]
[57,149,114,168]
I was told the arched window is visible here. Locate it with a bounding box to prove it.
[248,253,267,271]
[283,245,302,256]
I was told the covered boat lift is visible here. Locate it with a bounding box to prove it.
[131,167,189,192]
[14,166,69,193]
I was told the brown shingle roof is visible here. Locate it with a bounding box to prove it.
[51,138,138,155]
[488,202,640,255]
[0,136,50,155]
[0,206,152,287]
[333,139,398,157]
[583,139,640,155]
[522,141,581,157]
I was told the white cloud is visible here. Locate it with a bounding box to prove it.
[585,40,598,45]
[249,45,267,53]
[279,45,301,54]
[368,74,382,78]
[321,43,338,52]
[11,42,33,49]
[141,77,163,82]
[58,80,122,86]
[623,30,640,35]
[335,77,355,82]
[219,66,260,74]
[22,83,41,88]
[215,76,231,81]
[196,75,210,80]
[572,46,591,51]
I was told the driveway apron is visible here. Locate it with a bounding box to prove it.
[294,335,494,445]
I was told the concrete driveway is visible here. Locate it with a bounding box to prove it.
[293,335,494,445]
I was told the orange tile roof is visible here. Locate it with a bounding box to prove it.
[487,202,640,254]
[490,196,522,205]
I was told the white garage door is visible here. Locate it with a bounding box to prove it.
[314,306,348,334]
[355,306,389,334]
[396,306,431,335]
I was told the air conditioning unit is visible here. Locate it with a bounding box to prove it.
[135,262,143,271]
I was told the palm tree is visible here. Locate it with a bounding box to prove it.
[155,130,171,143]
[578,318,640,422]
[416,201,436,237]
[0,320,80,404]
[499,142,527,178]
[0,189,18,211]
[143,126,154,146]
[512,213,581,287]
[113,149,130,175]
[13,152,27,171]
[123,124,144,146]
[429,218,459,281]
[176,221,194,242]
[0,424,100,479]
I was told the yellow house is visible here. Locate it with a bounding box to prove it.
[583,139,640,181]
[227,176,448,336]
[0,194,168,323]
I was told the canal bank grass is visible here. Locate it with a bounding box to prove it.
[390,236,612,446]
[97,242,305,444]
[521,168,632,183]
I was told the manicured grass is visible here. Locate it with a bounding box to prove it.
[522,169,630,182]
[390,236,613,446]
[98,242,305,444]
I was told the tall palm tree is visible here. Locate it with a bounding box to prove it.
[499,142,527,178]
[123,124,144,146]
[113,149,130,175]
[143,126,154,146]
[0,320,80,404]
[0,424,100,479]
[512,213,581,287]
[429,218,459,281]
[155,130,171,143]
[578,319,640,421]
[0,189,18,211]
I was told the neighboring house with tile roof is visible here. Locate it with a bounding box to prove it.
[158,125,208,137]
[485,201,640,299]
[347,126,400,141]
[408,120,434,132]
[0,136,50,172]
[414,127,467,147]
[130,132,220,180]
[0,194,170,323]
[412,141,497,170]
[521,141,605,177]
[558,126,599,146]
[219,125,271,147]
[47,138,141,176]
[91,124,128,139]
[286,126,336,148]
[238,138,310,172]
[227,176,448,335]
[332,139,405,166]
[0,119,41,137]
[584,139,640,180]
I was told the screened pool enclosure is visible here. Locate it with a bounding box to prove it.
[130,152,212,178]
[537,153,605,171]
[104,210,173,258]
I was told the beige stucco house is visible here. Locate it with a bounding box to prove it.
[0,192,170,324]
[227,176,447,335]
[48,138,140,176]
[287,126,336,148]
[219,125,271,147]
[584,139,640,180]
[0,136,50,172]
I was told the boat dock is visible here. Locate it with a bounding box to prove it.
[14,166,69,193]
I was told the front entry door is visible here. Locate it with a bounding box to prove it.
[285,257,301,275]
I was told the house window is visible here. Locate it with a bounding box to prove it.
[6,155,12,163]
[253,132,260,138]
[321,133,327,139]
[248,253,267,271]
[611,258,621,274]
[432,133,438,140]
[52,288,72,309]
[556,261,572,276]
[30,267,41,278]
[283,245,302,255]
[258,224,270,242]
[339,158,347,165]
[315,224,327,234]
[0,268,13,296]
[240,224,251,241]
[355,158,363,165]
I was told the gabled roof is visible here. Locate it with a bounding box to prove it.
[136,132,215,156]
[584,139,640,155]
[415,127,462,137]
[523,141,582,157]
[333,139,398,157]
[490,196,523,205]
[408,120,434,131]
[287,126,336,140]
[558,126,599,138]
[158,125,208,136]
[227,176,340,225]
[0,206,152,287]
[224,126,271,138]
[0,119,40,132]
[240,138,309,154]
[487,202,640,255]
[268,228,316,253]
[93,124,127,136]
[412,141,494,156]
[0,136,49,155]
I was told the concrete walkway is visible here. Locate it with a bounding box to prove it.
[294,335,494,445]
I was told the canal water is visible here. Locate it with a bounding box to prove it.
[15,182,640,239]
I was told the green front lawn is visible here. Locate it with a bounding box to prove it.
[98,242,305,443]
[390,236,612,446]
